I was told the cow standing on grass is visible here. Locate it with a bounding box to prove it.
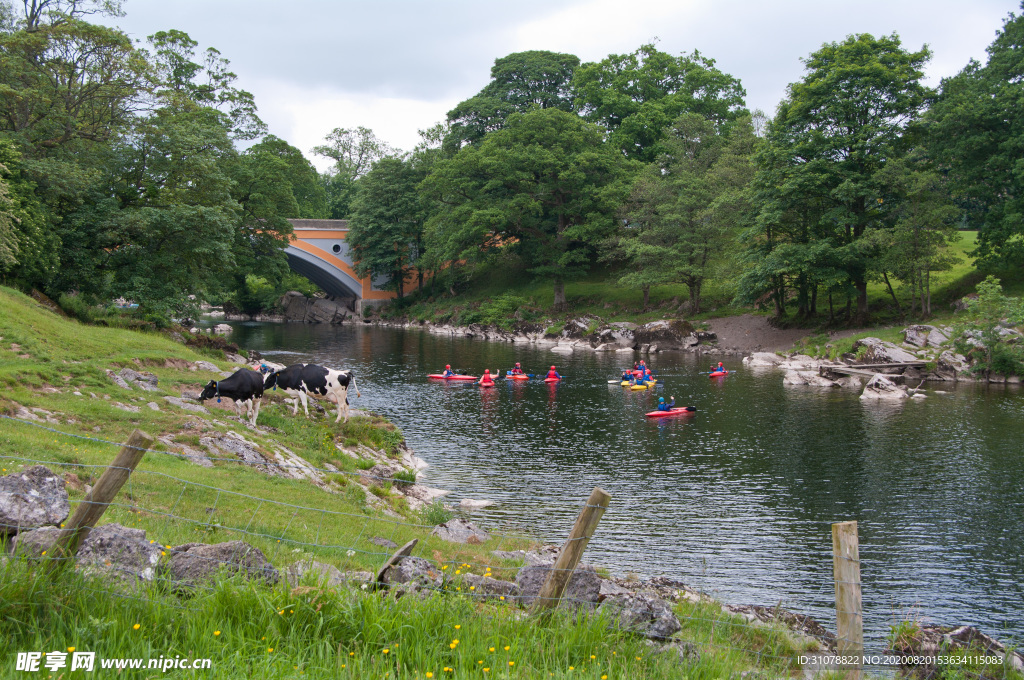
[264,364,361,423]
[197,368,265,425]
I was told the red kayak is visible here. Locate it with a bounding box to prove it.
[544,377,561,383]
[480,381,495,388]
[428,374,479,381]
[508,374,530,380]
[645,407,697,418]
[709,371,728,378]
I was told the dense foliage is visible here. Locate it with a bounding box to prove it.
[3,0,1024,326]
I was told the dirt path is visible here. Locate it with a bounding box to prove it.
[707,314,817,353]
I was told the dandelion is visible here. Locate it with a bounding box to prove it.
[602,676,608,680]
[67,647,75,653]
[504,646,510,651]
[290,609,294,613]
[499,596,505,601]
[509,662,514,667]
[349,652,355,657]
[214,631,220,636]
[149,540,155,544]
[133,624,140,630]
[483,669,489,673]
[382,649,390,655]
[591,655,596,660]
[470,586,475,591]
[635,657,640,661]
[427,674,433,679]
[454,625,461,630]
[279,610,284,615]
[442,565,448,571]
[455,570,461,575]
[165,545,171,549]
[569,666,574,671]
[161,551,166,556]
[489,648,495,653]
[41,551,46,556]
[267,648,273,653]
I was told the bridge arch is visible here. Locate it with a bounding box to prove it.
[285,219,396,312]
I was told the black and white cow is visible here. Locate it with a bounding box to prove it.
[197,368,265,425]
[264,363,361,423]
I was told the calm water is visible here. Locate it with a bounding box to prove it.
[228,321,1024,647]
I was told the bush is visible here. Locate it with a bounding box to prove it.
[419,500,454,525]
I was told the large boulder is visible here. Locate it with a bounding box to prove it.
[783,370,839,388]
[459,573,519,601]
[591,325,636,350]
[279,292,353,324]
[516,563,602,608]
[936,351,972,381]
[903,325,950,349]
[743,352,784,368]
[0,465,70,536]
[165,540,279,589]
[286,559,346,587]
[76,523,163,581]
[633,320,697,351]
[430,518,490,544]
[380,556,442,591]
[7,525,61,556]
[851,338,919,364]
[599,592,682,640]
[860,374,908,400]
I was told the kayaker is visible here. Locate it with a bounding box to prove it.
[509,362,525,376]
[621,369,633,382]
[631,373,647,386]
[716,361,725,373]
[657,396,676,411]
[546,366,561,380]
[442,364,456,377]
[478,369,495,386]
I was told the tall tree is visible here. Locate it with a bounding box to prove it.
[446,50,580,150]
[740,33,932,323]
[248,135,327,219]
[422,108,639,310]
[312,126,393,218]
[926,4,1024,265]
[613,114,756,312]
[573,43,747,161]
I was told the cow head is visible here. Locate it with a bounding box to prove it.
[197,380,218,402]
[263,371,278,389]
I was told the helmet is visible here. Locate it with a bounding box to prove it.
[484,369,490,374]
[515,362,521,367]
[659,397,665,403]
[718,362,723,366]
[446,365,451,369]
[550,366,555,370]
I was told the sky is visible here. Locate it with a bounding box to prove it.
[105,0,1019,170]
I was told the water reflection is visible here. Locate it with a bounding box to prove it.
[230,322,1024,647]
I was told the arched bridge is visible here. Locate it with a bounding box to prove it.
[285,219,397,312]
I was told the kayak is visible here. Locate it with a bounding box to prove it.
[630,384,648,390]
[645,407,697,418]
[428,374,479,381]
[480,381,495,388]
[508,374,530,380]
[709,371,728,378]
[620,380,631,386]
[544,377,561,383]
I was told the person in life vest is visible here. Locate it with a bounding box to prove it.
[442,364,456,377]
[715,361,725,373]
[546,366,561,380]
[643,365,654,380]
[509,362,524,376]
[657,396,676,411]
[478,369,495,386]
[631,372,647,386]
[621,368,633,382]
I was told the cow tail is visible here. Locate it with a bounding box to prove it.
[351,374,361,398]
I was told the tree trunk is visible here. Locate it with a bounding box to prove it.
[773,276,785,318]
[642,285,650,310]
[828,290,834,324]
[845,294,852,322]
[417,268,423,293]
[553,278,567,312]
[810,285,818,316]
[882,271,902,319]
[854,279,868,325]
[689,282,701,315]
[925,269,931,317]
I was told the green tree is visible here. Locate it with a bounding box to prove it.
[247,135,327,219]
[573,43,746,162]
[313,126,394,219]
[740,33,932,323]
[446,50,580,150]
[613,114,755,312]
[926,4,1024,265]
[422,108,639,310]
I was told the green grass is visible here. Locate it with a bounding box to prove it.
[0,283,821,679]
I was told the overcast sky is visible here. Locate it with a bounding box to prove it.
[106,0,1018,170]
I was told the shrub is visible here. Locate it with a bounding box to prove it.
[419,500,454,526]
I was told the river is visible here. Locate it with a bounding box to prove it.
[225,321,1024,648]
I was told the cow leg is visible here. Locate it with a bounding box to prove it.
[300,391,310,418]
[251,397,261,426]
[334,387,348,423]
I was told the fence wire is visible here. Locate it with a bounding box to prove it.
[1,415,1019,680]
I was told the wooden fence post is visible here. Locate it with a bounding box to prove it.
[48,429,153,570]
[832,520,864,680]
[532,487,611,613]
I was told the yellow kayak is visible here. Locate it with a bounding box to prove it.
[620,380,631,386]
[630,384,648,390]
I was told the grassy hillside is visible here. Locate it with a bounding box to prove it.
[0,285,819,679]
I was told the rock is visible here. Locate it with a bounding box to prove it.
[146,402,160,411]
[118,368,158,388]
[165,541,279,590]
[225,353,248,364]
[163,396,209,414]
[195,360,220,372]
[903,325,950,348]
[648,640,701,666]
[889,624,1024,674]
[380,556,442,590]
[952,293,979,312]
[599,579,633,599]
[937,351,971,381]
[591,326,635,350]
[459,498,495,511]
[369,536,398,549]
[200,434,277,474]
[459,573,519,601]
[0,465,70,535]
[279,292,354,324]
[76,523,163,582]
[743,352,783,367]
[211,324,233,335]
[430,518,490,544]
[599,592,682,640]
[516,563,602,608]
[633,320,696,351]
[112,401,140,413]
[835,375,863,389]
[286,559,346,587]
[851,337,919,364]
[783,370,839,387]
[106,370,132,390]
[860,374,908,400]
[8,525,61,556]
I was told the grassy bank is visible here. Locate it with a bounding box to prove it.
[0,285,820,679]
